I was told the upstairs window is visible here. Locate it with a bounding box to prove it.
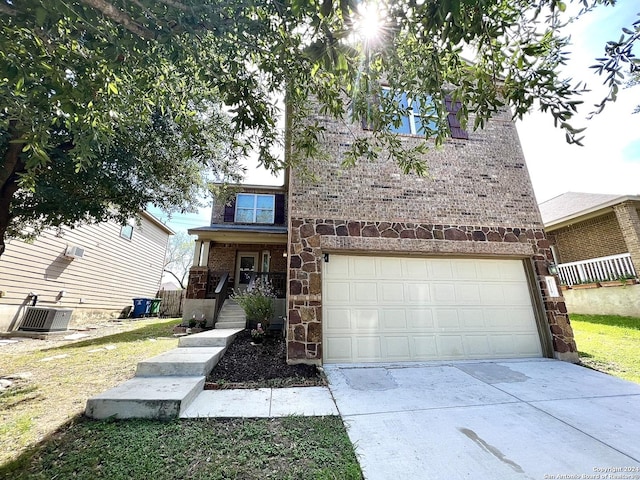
[385,88,438,136]
[368,88,469,140]
[235,194,275,223]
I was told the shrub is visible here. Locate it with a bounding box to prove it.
[231,279,275,328]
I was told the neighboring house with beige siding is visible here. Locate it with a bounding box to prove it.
[0,211,173,332]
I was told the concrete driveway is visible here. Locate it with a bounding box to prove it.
[325,359,640,480]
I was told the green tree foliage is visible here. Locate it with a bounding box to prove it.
[1,0,638,255]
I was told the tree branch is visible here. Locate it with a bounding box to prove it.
[80,0,156,40]
[0,3,16,16]
[163,269,185,289]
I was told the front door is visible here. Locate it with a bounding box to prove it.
[235,252,259,290]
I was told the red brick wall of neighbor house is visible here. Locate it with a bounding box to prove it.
[286,105,577,364]
[206,243,288,273]
[548,213,627,264]
[210,186,288,224]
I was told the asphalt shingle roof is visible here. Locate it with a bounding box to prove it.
[539,192,625,225]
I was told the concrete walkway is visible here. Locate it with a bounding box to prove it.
[325,359,640,480]
[86,327,338,419]
[181,386,338,418]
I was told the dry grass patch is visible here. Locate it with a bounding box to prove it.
[0,318,180,466]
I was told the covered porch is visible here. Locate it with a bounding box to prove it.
[184,224,288,326]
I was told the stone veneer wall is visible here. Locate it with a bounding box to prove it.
[286,105,577,364]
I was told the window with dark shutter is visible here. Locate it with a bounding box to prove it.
[274,194,285,225]
[445,96,469,140]
[223,199,236,222]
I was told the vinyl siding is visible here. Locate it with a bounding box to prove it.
[0,215,170,330]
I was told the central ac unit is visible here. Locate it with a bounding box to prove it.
[65,245,85,259]
[19,307,73,332]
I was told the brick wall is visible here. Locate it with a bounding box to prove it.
[287,104,576,364]
[550,213,627,263]
[207,243,287,274]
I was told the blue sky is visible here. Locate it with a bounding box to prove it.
[151,0,640,233]
[518,0,640,202]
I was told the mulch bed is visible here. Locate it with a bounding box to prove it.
[205,330,326,389]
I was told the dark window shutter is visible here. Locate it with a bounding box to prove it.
[445,95,469,140]
[223,198,236,222]
[274,194,285,225]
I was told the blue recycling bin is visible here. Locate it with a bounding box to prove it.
[132,298,152,318]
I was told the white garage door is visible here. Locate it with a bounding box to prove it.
[323,255,542,363]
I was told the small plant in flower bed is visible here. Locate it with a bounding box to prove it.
[250,323,265,343]
[206,330,326,389]
[231,279,275,328]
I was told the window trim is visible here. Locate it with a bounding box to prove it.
[235,193,275,224]
[120,224,134,240]
[383,87,437,137]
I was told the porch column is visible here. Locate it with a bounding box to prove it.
[613,202,640,274]
[192,241,203,267]
[200,241,210,267]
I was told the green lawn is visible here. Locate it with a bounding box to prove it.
[0,318,181,465]
[1,416,361,480]
[570,313,640,384]
[1,318,362,478]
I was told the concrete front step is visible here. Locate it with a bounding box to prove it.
[136,347,224,377]
[215,321,246,329]
[85,376,205,419]
[178,328,243,348]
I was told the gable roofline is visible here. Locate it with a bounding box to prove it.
[540,192,640,230]
[141,211,175,235]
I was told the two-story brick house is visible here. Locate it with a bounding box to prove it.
[186,101,578,365]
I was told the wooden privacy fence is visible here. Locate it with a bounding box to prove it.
[157,289,185,318]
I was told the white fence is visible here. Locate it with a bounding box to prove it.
[557,253,637,286]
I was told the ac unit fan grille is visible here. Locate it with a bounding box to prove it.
[19,307,73,332]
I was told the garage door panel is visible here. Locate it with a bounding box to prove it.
[353,309,379,330]
[412,336,438,359]
[502,284,532,304]
[511,334,543,355]
[325,308,352,330]
[479,284,505,304]
[352,256,377,276]
[407,283,431,303]
[380,282,405,303]
[404,258,429,277]
[459,309,485,328]
[323,255,542,363]
[383,336,411,361]
[437,336,464,358]
[430,259,454,278]
[353,282,378,302]
[406,309,434,329]
[492,334,540,356]
[434,309,460,329]
[325,282,351,303]
[453,261,478,280]
[381,309,408,329]
[326,255,350,276]
[355,336,382,361]
[433,283,456,303]
[325,336,353,363]
[455,284,482,303]
[378,257,403,277]
[463,335,492,356]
